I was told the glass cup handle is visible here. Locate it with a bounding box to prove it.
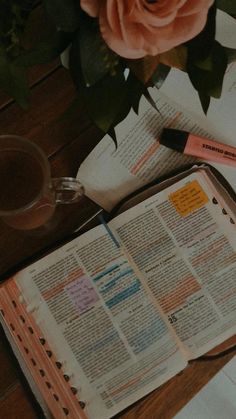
[51,177,84,204]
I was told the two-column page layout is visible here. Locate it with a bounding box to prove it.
[1,167,235,419]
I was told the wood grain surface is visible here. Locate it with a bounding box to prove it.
[0,58,235,419]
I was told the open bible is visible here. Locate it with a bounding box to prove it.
[0,165,236,419]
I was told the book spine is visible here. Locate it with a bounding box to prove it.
[0,281,87,419]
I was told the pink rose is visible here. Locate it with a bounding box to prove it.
[81,0,214,59]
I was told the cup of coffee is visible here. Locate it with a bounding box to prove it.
[0,135,84,230]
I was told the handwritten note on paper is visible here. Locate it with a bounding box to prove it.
[169,180,209,217]
[65,276,99,314]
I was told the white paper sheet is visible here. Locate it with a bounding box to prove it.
[174,356,236,419]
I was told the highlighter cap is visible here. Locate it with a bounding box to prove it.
[160,128,189,153]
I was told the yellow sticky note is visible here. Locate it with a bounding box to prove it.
[169,180,209,217]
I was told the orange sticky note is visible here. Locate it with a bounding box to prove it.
[169,180,209,217]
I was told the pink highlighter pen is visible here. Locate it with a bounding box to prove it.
[160,128,236,168]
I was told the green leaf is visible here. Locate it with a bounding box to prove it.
[152,63,171,89]
[70,38,127,133]
[0,51,29,108]
[225,47,236,64]
[194,55,213,71]
[217,0,236,14]
[84,71,127,132]
[111,71,163,133]
[105,72,154,145]
[79,13,119,86]
[127,55,160,84]
[159,46,187,71]
[143,90,160,113]
[107,127,118,149]
[0,2,12,35]
[70,30,163,134]
[43,0,79,32]
[125,71,145,114]
[198,92,211,114]
[187,41,227,99]
[15,31,73,66]
[187,2,216,61]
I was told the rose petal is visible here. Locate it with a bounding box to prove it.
[80,0,100,17]
[179,0,214,16]
[82,0,214,59]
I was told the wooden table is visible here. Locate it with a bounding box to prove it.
[0,56,235,419]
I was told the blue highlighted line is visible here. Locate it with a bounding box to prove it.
[78,331,119,361]
[93,264,120,282]
[100,268,134,293]
[106,280,140,308]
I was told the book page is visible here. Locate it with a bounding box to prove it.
[77,88,215,211]
[77,11,236,212]
[110,170,236,359]
[14,223,186,419]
